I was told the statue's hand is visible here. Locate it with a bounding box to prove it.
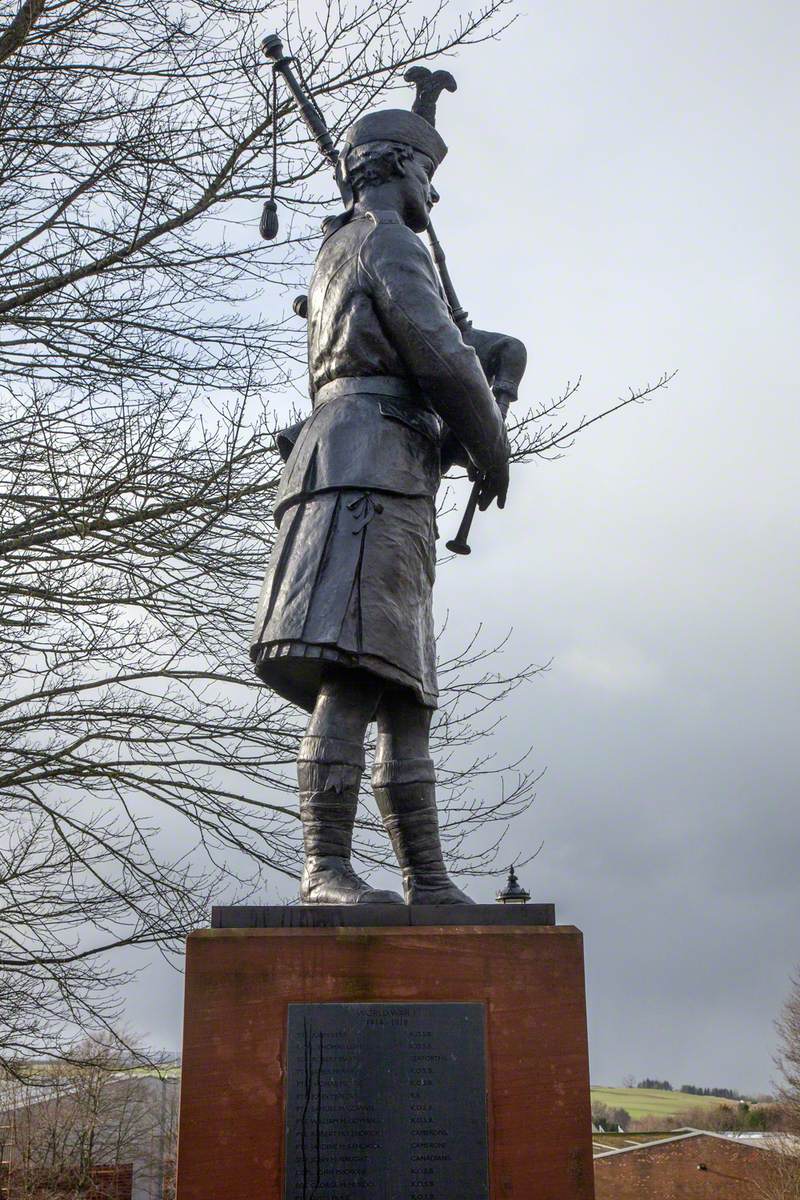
[476,458,510,511]
[467,423,511,510]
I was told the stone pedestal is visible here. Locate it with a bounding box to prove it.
[176,907,594,1200]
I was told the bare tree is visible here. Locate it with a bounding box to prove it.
[776,972,800,1134]
[755,1145,800,1200]
[750,969,800,1199]
[0,0,672,1060]
[0,1034,178,1198]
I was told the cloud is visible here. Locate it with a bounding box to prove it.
[560,641,661,695]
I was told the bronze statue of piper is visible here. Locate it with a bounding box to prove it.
[250,44,527,905]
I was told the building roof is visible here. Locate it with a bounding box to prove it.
[592,1132,679,1153]
[593,1128,800,1160]
[1,1069,178,1115]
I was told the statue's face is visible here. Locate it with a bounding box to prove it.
[401,151,439,233]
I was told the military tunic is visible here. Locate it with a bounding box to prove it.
[250,209,508,713]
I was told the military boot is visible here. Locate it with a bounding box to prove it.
[298,736,403,905]
[372,758,474,904]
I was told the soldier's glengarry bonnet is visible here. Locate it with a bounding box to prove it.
[339,109,448,169]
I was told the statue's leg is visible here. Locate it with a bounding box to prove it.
[372,690,474,905]
[299,667,403,905]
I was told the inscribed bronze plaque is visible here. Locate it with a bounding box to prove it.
[284,1002,489,1200]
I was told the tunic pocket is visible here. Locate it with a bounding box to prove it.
[378,398,441,444]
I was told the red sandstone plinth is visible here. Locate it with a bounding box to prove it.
[176,915,594,1200]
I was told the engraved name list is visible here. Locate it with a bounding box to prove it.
[284,1002,489,1200]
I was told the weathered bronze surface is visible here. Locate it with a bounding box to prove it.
[250,52,527,906]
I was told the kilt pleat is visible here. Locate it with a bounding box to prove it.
[250,489,437,712]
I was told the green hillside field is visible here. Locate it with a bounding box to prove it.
[590,1086,739,1121]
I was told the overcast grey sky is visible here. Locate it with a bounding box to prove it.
[127,0,799,1095]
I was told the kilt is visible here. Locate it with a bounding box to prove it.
[250,489,438,712]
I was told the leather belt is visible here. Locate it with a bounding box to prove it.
[315,375,419,404]
[313,375,441,445]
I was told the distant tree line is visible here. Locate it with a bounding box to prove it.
[636,1078,750,1101]
[680,1084,747,1101]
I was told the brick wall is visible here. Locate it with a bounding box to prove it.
[594,1133,770,1199]
[2,1163,133,1200]
[89,1163,134,1200]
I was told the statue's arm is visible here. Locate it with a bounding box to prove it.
[360,225,509,477]
[466,327,528,416]
[439,330,527,472]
